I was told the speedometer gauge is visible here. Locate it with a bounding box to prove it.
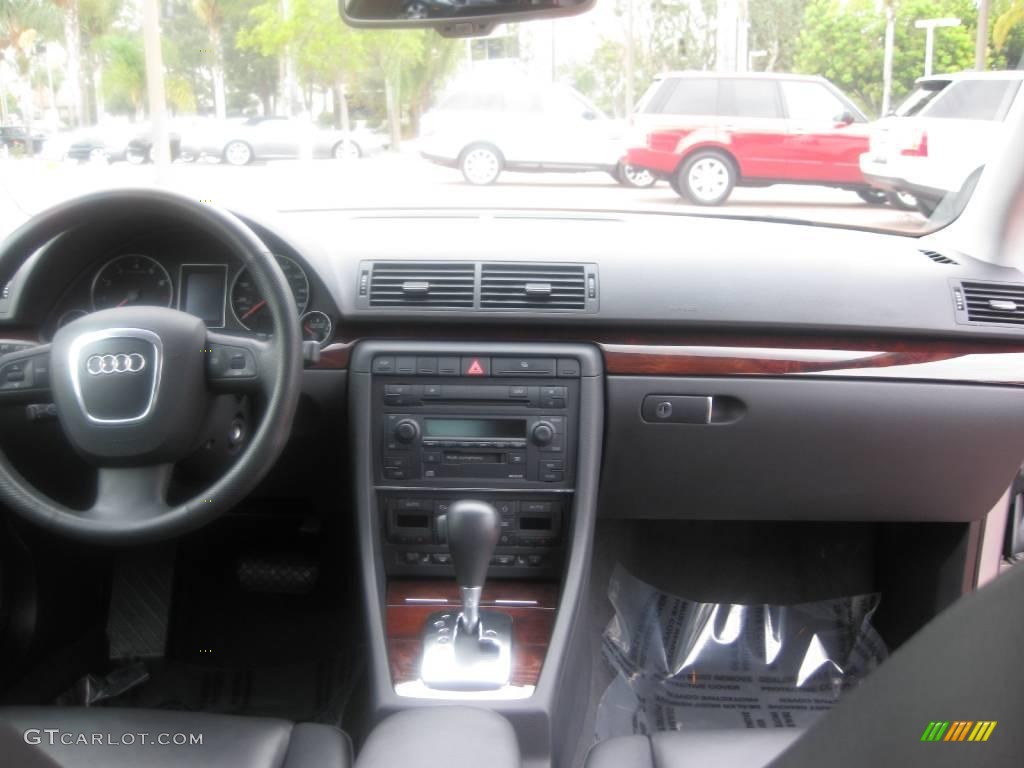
[230,255,310,333]
[92,254,173,310]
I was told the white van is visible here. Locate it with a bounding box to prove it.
[418,79,654,186]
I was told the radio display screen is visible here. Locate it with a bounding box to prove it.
[424,418,525,439]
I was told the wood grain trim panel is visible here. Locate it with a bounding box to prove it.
[600,343,1024,384]
[386,579,556,687]
[317,325,1024,384]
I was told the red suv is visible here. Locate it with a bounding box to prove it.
[626,72,883,205]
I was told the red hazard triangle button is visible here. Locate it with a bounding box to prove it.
[462,357,489,376]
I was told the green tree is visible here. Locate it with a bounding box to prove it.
[49,0,85,125]
[748,0,809,71]
[993,0,1024,67]
[99,31,143,115]
[79,0,121,122]
[794,0,977,116]
[192,0,228,118]
[240,0,366,123]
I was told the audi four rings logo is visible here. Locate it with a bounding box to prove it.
[85,353,147,375]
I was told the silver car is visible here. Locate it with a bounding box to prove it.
[181,116,391,165]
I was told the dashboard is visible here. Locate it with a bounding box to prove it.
[39,227,337,346]
[4,206,1024,528]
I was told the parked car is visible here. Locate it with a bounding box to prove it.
[417,78,655,186]
[179,116,391,165]
[124,117,221,164]
[56,122,152,164]
[0,125,46,157]
[625,72,888,206]
[860,71,1024,216]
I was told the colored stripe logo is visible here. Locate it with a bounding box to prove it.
[921,721,996,742]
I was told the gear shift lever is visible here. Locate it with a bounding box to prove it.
[446,500,500,632]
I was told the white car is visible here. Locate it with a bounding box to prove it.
[418,79,654,186]
[861,71,1024,215]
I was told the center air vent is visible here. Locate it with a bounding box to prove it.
[480,263,588,310]
[959,281,1024,325]
[368,262,475,308]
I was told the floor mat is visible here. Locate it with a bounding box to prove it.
[595,565,888,738]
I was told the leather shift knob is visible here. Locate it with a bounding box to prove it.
[447,500,501,590]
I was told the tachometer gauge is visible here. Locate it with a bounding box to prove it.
[300,311,333,346]
[92,254,173,310]
[230,255,310,333]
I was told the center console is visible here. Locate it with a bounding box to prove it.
[372,353,580,579]
[350,341,603,768]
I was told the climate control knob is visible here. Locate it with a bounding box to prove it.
[393,419,420,443]
[530,421,556,446]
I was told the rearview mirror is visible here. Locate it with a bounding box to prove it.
[341,0,595,38]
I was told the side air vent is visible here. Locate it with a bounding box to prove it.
[480,263,588,310]
[959,281,1024,325]
[1,280,11,299]
[921,249,957,265]
[368,262,475,308]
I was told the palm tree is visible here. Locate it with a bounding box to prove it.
[49,0,85,125]
[192,0,226,119]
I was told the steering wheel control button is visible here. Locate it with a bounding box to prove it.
[68,330,161,423]
[206,344,257,379]
[641,395,714,425]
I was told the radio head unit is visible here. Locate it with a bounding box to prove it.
[372,354,579,489]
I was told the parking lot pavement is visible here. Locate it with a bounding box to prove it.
[0,152,928,237]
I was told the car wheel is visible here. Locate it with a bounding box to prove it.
[126,148,147,165]
[618,163,657,188]
[333,140,362,160]
[677,151,735,205]
[885,191,919,211]
[460,144,503,185]
[856,189,888,206]
[88,148,111,165]
[224,141,253,166]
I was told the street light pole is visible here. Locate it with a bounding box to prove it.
[882,3,895,115]
[975,0,989,71]
[915,18,961,78]
[624,0,634,118]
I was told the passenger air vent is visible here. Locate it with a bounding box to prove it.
[959,281,1024,325]
[480,263,588,310]
[368,262,475,308]
[921,249,957,265]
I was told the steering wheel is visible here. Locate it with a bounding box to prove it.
[0,189,303,543]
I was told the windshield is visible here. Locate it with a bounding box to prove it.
[1,0,1023,238]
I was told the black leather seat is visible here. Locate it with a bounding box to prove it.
[586,563,1024,768]
[0,707,351,768]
